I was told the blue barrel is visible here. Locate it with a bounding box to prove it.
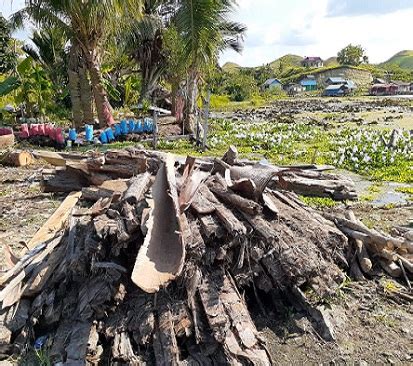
[100,131,108,144]
[135,120,143,134]
[128,120,136,134]
[85,125,93,142]
[114,124,121,137]
[120,120,128,135]
[105,127,115,142]
[68,128,77,141]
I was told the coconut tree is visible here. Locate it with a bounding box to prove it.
[175,0,246,132]
[122,0,170,103]
[12,0,143,127]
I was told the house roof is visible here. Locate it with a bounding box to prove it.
[391,80,410,86]
[263,78,281,86]
[374,78,387,84]
[325,84,346,91]
[326,77,346,84]
[303,57,323,62]
[371,84,398,89]
[300,78,317,86]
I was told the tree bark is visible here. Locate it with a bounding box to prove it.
[86,50,115,127]
[68,45,83,128]
[79,59,94,124]
[184,70,198,134]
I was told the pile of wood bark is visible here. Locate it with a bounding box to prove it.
[0,147,411,365]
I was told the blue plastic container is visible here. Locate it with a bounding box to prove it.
[105,127,115,142]
[128,120,136,134]
[134,120,142,133]
[120,120,128,135]
[85,125,94,142]
[100,131,108,144]
[114,124,121,137]
[68,128,77,141]
[144,118,154,133]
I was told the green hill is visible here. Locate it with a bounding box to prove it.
[268,54,303,70]
[222,62,242,73]
[380,50,413,70]
[324,57,339,67]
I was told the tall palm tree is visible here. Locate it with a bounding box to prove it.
[175,0,246,132]
[122,0,170,103]
[12,0,142,127]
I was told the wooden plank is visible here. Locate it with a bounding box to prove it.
[25,191,81,252]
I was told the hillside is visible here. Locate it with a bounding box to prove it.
[222,62,242,73]
[268,54,303,70]
[380,50,413,70]
[324,57,339,67]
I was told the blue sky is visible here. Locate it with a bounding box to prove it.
[2,0,413,67]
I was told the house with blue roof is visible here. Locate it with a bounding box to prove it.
[262,78,282,91]
[299,75,317,91]
[323,76,357,96]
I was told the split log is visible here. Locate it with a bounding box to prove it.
[25,191,81,252]
[345,211,372,274]
[1,150,33,167]
[131,154,185,293]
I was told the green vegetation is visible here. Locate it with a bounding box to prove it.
[337,44,369,66]
[299,196,340,208]
[381,50,413,70]
[152,119,412,184]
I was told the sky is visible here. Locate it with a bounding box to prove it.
[1,0,413,67]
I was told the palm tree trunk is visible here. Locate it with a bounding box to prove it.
[79,61,94,124]
[67,45,83,128]
[184,70,198,133]
[171,81,179,116]
[86,50,115,127]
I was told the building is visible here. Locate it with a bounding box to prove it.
[299,75,317,91]
[370,83,398,96]
[373,78,387,84]
[325,77,347,85]
[392,80,411,94]
[301,57,324,68]
[262,78,282,91]
[323,84,350,97]
[283,82,304,96]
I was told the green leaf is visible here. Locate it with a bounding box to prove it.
[0,76,21,96]
[17,57,33,75]
[102,78,121,102]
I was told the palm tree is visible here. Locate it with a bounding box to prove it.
[175,0,246,132]
[12,0,143,127]
[122,0,169,103]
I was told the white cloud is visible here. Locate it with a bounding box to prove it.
[220,0,413,67]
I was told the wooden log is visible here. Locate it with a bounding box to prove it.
[222,145,238,165]
[131,154,185,293]
[325,214,412,251]
[81,186,122,202]
[379,260,402,277]
[2,150,33,167]
[345,211,372,273]
[208,178,262,216]
[25,191,81,252]
[123,172,152,205]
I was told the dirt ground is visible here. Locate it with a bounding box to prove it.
[0,162,411,365]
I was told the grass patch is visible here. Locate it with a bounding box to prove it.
[299,196,340,208]
[395,186,413,195]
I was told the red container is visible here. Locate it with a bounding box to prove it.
[38,123,45,136]
[0,127,13,136]
[20,124,30,139]
[30,124,39,136]
[55,127,64,144]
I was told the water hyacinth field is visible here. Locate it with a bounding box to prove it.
[158,118,413,183]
